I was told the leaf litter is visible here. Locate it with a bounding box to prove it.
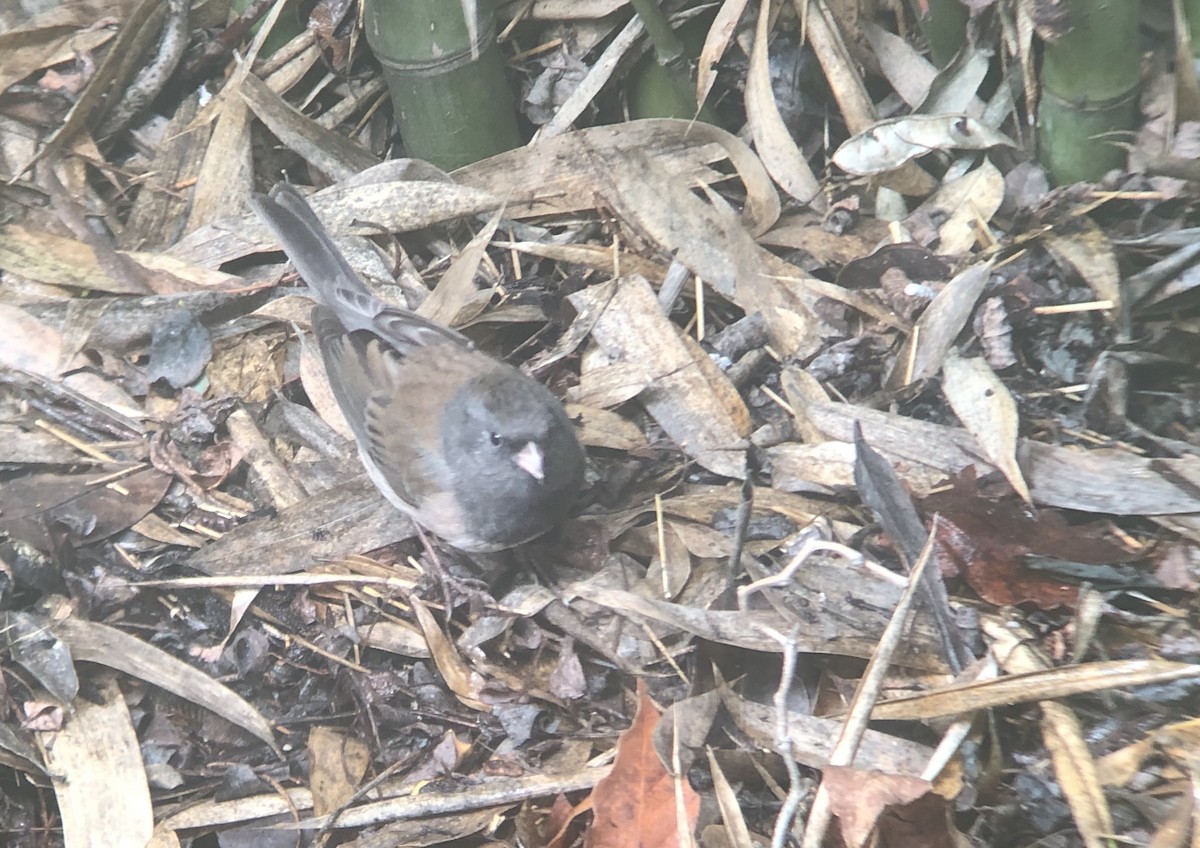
[1,2,1200,848]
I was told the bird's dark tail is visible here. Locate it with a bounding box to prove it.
[250,183,377,320]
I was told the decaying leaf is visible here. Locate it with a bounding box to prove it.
[585,681,699,847]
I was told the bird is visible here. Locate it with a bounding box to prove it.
[250,183,585,552]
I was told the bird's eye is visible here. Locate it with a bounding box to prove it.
[488,432,503,447]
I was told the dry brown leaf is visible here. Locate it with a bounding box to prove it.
[309,726,371,817]
[697,0,752,108]
[563,403,648,451]
[0,466,172,549]
[0,225,151,294]
[746,0,821,203]
[172,176,502,268]
[207,327,288,406]
[458,118,780,236]
[501,240,667,280]
[1041,218,1121,312]
[920,157,1005,255]
[941,349,1031,502]
[720,688,935,774]
[795,396,1200,517]
[417,205,503,327]
[0,3,118,93]
[571,276,750,478]
[571,583,947,669]
[862,20,937,108]
[894,262,992,385]
[408,594,490,713]
[585,681,699,847]
[824,767,954,848]
[53,617,279,752]
[864,659,1200,720]
[767,441,857,493]
[706,749,757,848]
[238,71,378,180]
[188,91,253,234]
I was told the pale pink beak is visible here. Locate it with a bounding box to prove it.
[514,441,545,482]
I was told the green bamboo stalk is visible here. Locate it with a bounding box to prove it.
[1037,0,1140,184]
[626,1,719,122]
[1186,0,1200,54]
[364,0,521,170]
[905,0,968,67]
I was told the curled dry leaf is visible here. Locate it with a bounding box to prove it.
[823,766,954,848]
[457,118,781,236]
[408,593,490,713]
[745,0,821,203]
[833,114,1016,175]
[697,0,752,108]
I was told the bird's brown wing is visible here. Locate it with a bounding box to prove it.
[313,305,490,514]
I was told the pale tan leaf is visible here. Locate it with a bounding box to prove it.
[1041,219,1121,311]
[706,748,757,848]
[894,262,991,386]
[865,659,1200,721]
[172,176,502,268]
[697,0,752,107]
[719,686,935,774]
[767,441,857,492]
[500,240,667,280]
[408,594,489,713]
[862,20,936,108]
[563,403,649,451]
[309,726,370,816]
[0,225,145,294]
[52,617,278,752]
[983,617,1113,848]
[418,205,503,327]
[918,157,1005,255]
[941,349,1031,502]
[187,91,253,233]
[459,118,780,236]
[238,71,378,181]
[38,673,154,848]
[570,276,750,478]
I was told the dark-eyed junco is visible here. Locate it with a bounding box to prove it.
[251,183,585,552]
